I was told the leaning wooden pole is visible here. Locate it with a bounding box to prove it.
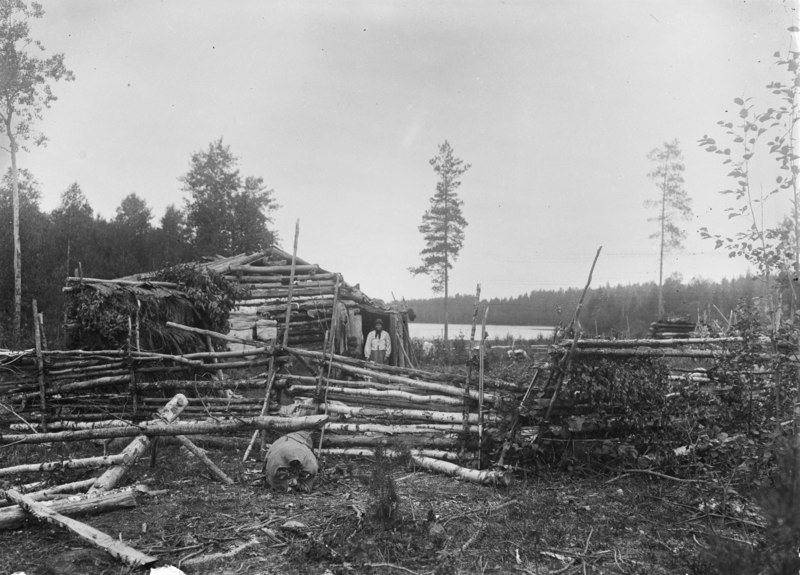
[316,277,344,456]
[3,489,156,567]
[282,219,300,348]
[477,305,489,468]
[496,368,540,467]
[544,246,602,421]
[242,363,277,462]
[460,284,481,457]
[174,435,234,484]
[31,299,47,431]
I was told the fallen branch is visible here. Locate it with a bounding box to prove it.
[175,435,234,484]
[181,536,259,567]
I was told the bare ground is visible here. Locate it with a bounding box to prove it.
[0,440,762,575]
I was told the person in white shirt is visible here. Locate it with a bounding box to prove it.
[364,319,391,364]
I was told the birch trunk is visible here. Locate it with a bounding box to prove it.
[0,489,136,531]
[411,455,511,486]
[4,489,156,567]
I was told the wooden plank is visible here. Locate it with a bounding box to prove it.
[3,489,156,567]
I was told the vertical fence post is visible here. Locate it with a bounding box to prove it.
[32,299,48,431]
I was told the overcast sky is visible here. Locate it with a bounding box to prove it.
[1,0,795,301]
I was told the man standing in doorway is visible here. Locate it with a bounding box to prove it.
[364,319,391,365]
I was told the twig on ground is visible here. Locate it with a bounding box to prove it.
[461,523,484,552]
[364,562,422,575]
[582,527,593,554]
[443,499,519,526]
[181,537,260,567]
[619,469,704,483]
[548,558,576,574]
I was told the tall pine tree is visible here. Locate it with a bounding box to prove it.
[645,139,692,319]
[410,141,471,350]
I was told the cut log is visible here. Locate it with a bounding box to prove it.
[324,422,476,434]
[230,263,319,274]
[322,434,462,449]
[0,454,129,477]
[411,455,511,486]
[319,448,469,461]
[567,347,762,359]
[328,362,494,402]
[11,419,132,431]
[3,489,156,567]
[0,488,137,531]
[90,394,188,493]
[323,404,493,425]
[287,384,465,407]
[3,414,330,444]
[25,477,98,499]
[558,336,744,348]
[166,321,272,349]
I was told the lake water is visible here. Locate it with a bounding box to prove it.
[409,323,555,341]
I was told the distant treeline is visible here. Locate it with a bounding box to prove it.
[0,139,277,347]
[404,276,764,337]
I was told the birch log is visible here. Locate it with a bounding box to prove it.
[319,448,468,461]
[411,455,512,486]
[323,403,493,425]
[2,414,330,444]
[326,362,493,402]
[287,384,465,407]
[3,489,156,567]
[0,454,129,477]
[0,489,136,531]
[324,422,476,434]
[90,393,188,493]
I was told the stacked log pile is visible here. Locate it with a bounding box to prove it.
[277,347,521,479]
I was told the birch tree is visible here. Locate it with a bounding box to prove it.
[0,0,73,343]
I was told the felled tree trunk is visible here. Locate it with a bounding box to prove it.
[318,448,468,461]
[90,394,188,493]
[411,455,511,486]
[288,384,464,407]
[0,488,136,531]
[0,454,128,477]
[322,434,462,449]
[2,414,331,445]
[324,422,476,434]
[4,489,156,567]
[323,403,492,425]
[326,362,493,402]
